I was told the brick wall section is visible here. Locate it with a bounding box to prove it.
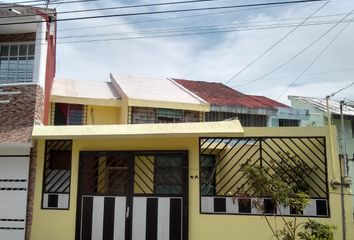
[0,84,43,143]
[0,32,36,42]
[25,142,37,240]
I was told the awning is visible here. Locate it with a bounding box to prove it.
[32,120,244,139]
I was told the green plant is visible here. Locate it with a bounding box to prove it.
[238,152,335,240]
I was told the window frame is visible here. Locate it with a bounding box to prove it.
[0,42,35,85]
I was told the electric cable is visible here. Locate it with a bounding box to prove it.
[0,0,326,26]
[223,0,330,85]
[233,10,354,88]
[276,11,354,100]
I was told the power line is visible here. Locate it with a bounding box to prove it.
[0,0,228,18]
[29,18,354,45]
[0,0,98,10]
[276,11,354,100]
[0,0,326,26]
[223,0,330,85]
[330,81,354,97]
[232,67,354,87]
[2,0,231,17]
[52,18,354,41]
[233,10,354,89]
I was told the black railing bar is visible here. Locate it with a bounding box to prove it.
[46,171,67,192]
[96,169,128,192]
[135,162,154,184]
[242,160,277,196]
[216,139,259,185]
[262,141,326,196]
[314,137,325,148]
[134,172,154,193]
[216,148,260,195]
[50,173,70,193]
[44,169,62,187]
[308,138,325,156]
[201,138,218,154]
[215,146,260,189]
[91,157,126,184]
[279,138,326,177]
[214,138,243,169]
[203,138,224,155]
[223,158,260,196]
[134,179,146,194]
[136,156,154,173]
[298,138,326,164]
[215,138,250,176]
[285,138,326,175]
[48,173,70,192]
[261,148,323,196]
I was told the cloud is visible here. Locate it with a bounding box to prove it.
[5,0,352,104]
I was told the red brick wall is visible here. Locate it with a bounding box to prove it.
[0,84,43,143]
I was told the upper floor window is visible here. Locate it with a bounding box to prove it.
[0,43,35,84]
[130,106,200,124]
[205,111,267,127]
[279,119,300,127]
[52,103,86,125]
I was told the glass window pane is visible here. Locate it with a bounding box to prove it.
[19,45,27,56]
[1,46,9,56]
[28,44,35,55]
[10,45,18,56]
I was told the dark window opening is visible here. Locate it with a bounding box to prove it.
[131,106,199,124]
[154,155,183,194]
[351,120,354,138]
[279,119,300,127]
[53,103,86,125]
[200,155,216,196]
[205,111,267,127]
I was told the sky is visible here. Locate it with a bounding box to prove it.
[6,0,354,104]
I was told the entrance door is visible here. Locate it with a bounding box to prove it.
[76,151,188,240]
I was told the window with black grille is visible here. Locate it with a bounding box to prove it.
[53,103,86,125]
[200,155,216,196]
[130,106,199,124]
[42,140,72,209]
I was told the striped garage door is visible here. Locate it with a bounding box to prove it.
[0,153,30,240]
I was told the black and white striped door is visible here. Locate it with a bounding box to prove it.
[132,197,183,240]
[80,196,128,240]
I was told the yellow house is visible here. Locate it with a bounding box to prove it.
[28,76,353,240]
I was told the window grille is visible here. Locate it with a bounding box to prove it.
[42,140,72,209]
[131,107,200,124]
[0,43,35,84]
[205,111,267,127]
[279,119,300,127]
[53,103,87,125]
[199,137,329,217]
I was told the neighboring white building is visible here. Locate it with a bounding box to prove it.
[289,95,354,210]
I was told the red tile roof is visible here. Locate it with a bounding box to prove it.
[248,95,289,108]
[174,79,287,109]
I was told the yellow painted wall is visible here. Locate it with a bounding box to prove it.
[86,105,121,125]
[30,127,354,240]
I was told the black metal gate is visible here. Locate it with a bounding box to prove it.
[75,151,188,240]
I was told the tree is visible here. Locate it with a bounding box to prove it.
[237,152,336,240]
